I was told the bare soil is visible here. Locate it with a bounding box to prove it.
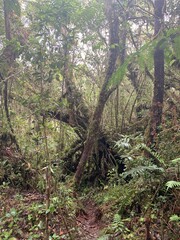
[76,199,105,239]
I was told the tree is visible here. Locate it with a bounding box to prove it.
[1,0,178,186]
[23,0,126,184]
[147,0,165,147]
[74,0,122,184]
[0,0,21,151]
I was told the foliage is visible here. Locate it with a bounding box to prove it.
[95,132,180,239]
[169,214,180,222]
[0,207,22,239]
[98,213,130,240]
[108,57,130,88]
[172,157,180,164]
[122,164,164,179]
[4,0,21,16]
[166,180,180,189]
[108,213,130,234]
[0,157,26,187]
[114,134,166,175]
[0,0,180,239]
[0,182,79,239]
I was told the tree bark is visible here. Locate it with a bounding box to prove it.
[2,0,20,151]
[147,0,165,147]
[3,0,12,132]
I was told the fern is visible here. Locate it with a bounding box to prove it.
[113,213,122,224]
[97,235,110,240]
[122,165,164,178]
[137,143,165,166]
[166,181,180,190]
[172,158,180,164]
[114,135,131,150]
[109,214,129,233]
[169,214,180,222]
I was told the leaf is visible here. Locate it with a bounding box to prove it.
[172,158,180,164]
[5,0,21,16]
[138,144,165,166]
[173,35,180,60]
[97,235,110,240]
[108,56,131,88]
[122,165,164,178]
[37,220,44,229]
[169,214,180,222]
[5,213,11,218]
[10,208,17,217]
[108,36,158,88]
[113,213,121,223]
[166,181,180,190]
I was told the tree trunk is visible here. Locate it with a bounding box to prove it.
[2,0,20,151]
[3,0,12,132]
[147,0,165,147]
[74,0,120,185]
[74,94,108,185]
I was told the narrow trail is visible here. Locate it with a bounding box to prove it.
[77,200,104,240]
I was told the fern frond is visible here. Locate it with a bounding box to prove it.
[172,158,180,164]
[113,213,122,223]
[138,144,165,166]
[122,165,164,178]
[166,181,180,190]
[170,214,180,222]
[97,235,110,240]
[114,136,131,150]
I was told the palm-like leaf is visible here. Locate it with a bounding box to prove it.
[166,181,180,190]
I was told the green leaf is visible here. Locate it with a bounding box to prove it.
[173,35,180,60]
[166,181,180,190]
[172,158,180,164]
[108,56,130,88]
[10,208,17,217]
[37,220,44,229]
[5,213,11,218]
[138,144,165,166]
[5,0,21,16]
[122,165,164,178]
[169,214,180,222]
[97,235,110,240]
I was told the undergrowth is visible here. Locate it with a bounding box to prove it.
[0,132,179,239]
[0,182,79,240]
[94,134,180,240]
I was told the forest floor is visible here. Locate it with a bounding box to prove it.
[1,186,179,239]
[0,187,105,239]
[76,199,105,239]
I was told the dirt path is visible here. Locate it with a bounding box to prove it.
[77,200,104,240]
[0,188,105,239]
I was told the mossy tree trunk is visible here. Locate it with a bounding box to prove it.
[1,0,21,151]
[74,0,121,185]
[147,0,165,147]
